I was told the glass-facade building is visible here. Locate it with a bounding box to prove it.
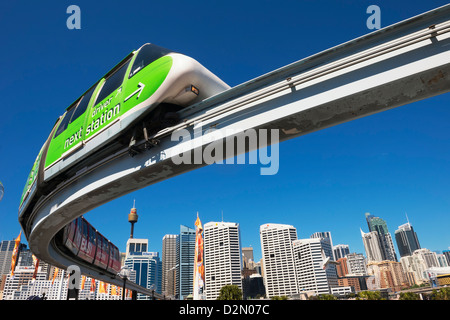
[1,240,26,276]
[162,234,178,297]
[365,212,398,261]
[176,225,195,300]
[395,222,421,258]
[125,238,162,300]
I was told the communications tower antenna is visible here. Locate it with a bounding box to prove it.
[128,200,138,238]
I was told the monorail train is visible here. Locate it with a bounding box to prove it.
[19,43,229,230]
[60,216,121,274]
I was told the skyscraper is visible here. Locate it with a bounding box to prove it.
[334,244,350,260]
[242,247,254,269]
[0,240,21,275]
[124,238,162,299]
[365,212,397,261]
[346,253,368,275]
[162,234,178,297]
[395,222,421,258]
[126,238,148,256]
[176,225,195,300]
[293,238,339,295]
[311,232,335,260]
[260,224,298,298]
[204,221,242,300]
[0,240,25,276]
[444,250,450,266]
[310,231,339,288]
[361,229,384,262]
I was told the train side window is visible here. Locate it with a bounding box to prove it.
[89,227,96,244]
[70,85,96,123]
[129,44,172,78]
[82,221,88,238]
[103,239,109,254]
[54,107,76,138]
[94,59,131,105]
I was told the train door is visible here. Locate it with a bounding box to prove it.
[94,233,109,270]
[93,232,103,268]
[78,219,88,260]
[63,219,79,255]
[107,244,121,274]
[100,237,110,269]
[85,223,97,263]
[72,217,83,255]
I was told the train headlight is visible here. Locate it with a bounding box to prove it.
[190,85,199,95]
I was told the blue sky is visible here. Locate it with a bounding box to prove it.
[0,0,449,263]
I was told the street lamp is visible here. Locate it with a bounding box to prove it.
[41,287,48,300]
[118,266,131,300]
[149,284,156,300]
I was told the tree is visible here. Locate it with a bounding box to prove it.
[271,296,289,300]
[356,291,383,300]
[431,287,450,300]
[399,292,420,300]
[315,294,337,300]
[217,285,243,300]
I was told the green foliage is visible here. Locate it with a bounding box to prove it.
[399,292,420,300]
[270,296,289,300]
[315,294,337,300]
[356,291,383,300]
[217,285,243,300]
[431,287,450,300]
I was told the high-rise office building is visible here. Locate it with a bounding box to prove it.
[204,221,242,300]
[310,232,339,287]
[334,244,350,260]
[293,238,338,295]
[3,266,58,300]
[346,252,368,275]
[413,248,440,269]
[176,225,195,300]
[395,222,421,258]
[311,232,335,260]
[242,247,254,269]
[162,234,178,297]
[260,224,298,298]
[361,229,384,262]
[365,213,397,261]
[0,240,26,276]
[437,253,449,268]
[126,238,148,256]
[443,250,450,266]
[124,238,162,300]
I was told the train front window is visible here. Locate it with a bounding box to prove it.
[54,107,76,138]
[70,85,96,123]
[129,44,172,78]
[94,59,131,105]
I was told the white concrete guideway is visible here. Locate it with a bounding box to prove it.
[23,5,450,297]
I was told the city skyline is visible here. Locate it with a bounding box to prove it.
[2,214,449,300]
[0,0,449,271]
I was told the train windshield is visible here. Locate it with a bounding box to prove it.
[70,85,96,123]
[129,44,172,78]
[54,107,76,137]
[95,59,131,105]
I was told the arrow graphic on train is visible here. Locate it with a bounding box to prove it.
[124,82,145,101]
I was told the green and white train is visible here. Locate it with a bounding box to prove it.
[19,43,229,226]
